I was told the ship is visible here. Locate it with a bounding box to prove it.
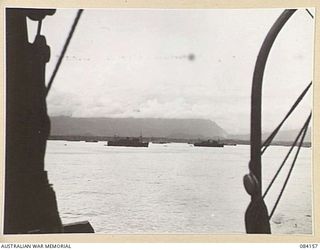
[107,136,149,147]
[85,139,98,143]
[193,139,224,147]
[152,140,170,144]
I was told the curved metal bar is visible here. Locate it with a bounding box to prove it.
[250,9,297,195]
[244,9,297,234]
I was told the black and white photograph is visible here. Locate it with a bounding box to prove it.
[3,6,314,236]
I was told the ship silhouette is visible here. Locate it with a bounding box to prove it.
[107,136,149,147]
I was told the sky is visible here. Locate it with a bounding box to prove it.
[26,8,314,134]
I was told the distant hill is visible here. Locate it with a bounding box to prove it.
[50,116,227,139]
[229,128,311,143]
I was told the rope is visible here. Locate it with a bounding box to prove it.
[37,20,42,36]
[261,82,312,154]
[268,112,311,220]
[262,113,312,199]
[306,9,314,19]
[46,9,84,97]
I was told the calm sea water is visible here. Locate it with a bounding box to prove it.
[45,140,312,234]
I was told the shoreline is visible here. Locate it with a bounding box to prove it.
[48,135,311,148]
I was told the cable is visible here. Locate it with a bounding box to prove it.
[268,113,311,220]
[306,9,314,19]
[46,9,84,97]
[261,82,312,154]
[37,20,42,36]
[262,113,311,199]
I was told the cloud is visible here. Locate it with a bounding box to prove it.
[43,8,314,134]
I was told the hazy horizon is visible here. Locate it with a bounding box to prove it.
[48,115,312,137]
